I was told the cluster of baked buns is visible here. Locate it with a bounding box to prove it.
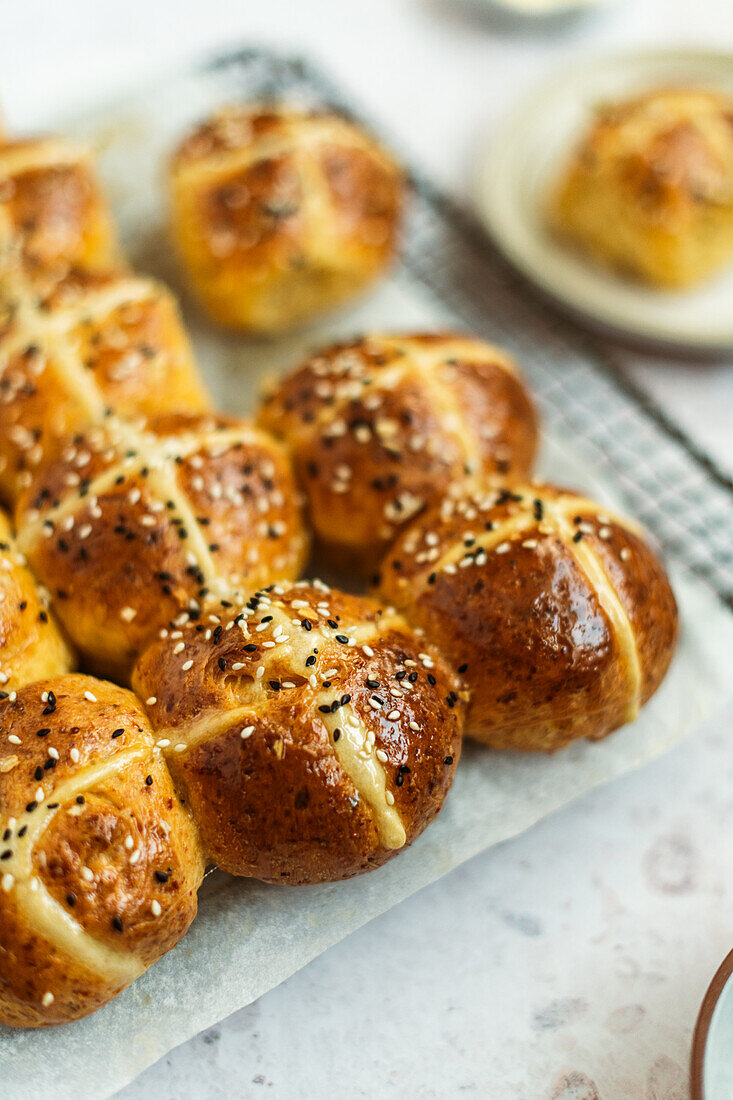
[0,106,678,1028]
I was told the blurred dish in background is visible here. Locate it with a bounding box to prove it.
[475,50,733,353]
[691,948,733,1099]
[475,0,613,18]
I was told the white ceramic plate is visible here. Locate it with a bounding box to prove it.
[475,49,733,353]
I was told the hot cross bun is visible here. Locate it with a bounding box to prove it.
[377,482,678,751]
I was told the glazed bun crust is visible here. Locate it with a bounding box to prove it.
[0,509,74,692]
[549,87,733,287]
[0,266,209,506]
[0,136,118,295]
[258,333,538,569]
[0,675,204,1027]
[170,106,405,332]
[132,582,464,884]
[16,413,308,681]
[377,483,678,752]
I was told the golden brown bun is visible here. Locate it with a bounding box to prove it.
[15,413,309,682]
[0,674,204,1027]
[258,333,538,570]
[169,105,405,333]
[0,266,210,506]
[0,510,74,693]
[132,582,464,884]
[549,87,733,287]
[0,135,118,297]
[376,482,678,752]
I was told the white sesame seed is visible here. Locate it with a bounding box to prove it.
[599,526,612,540]
[620,547,631,561]
[151,900,162,917]
[2,873,14,892]
[129,849,141,864]
[174,743,187,753]
[385,791,395,805]
[156,739,170,749]
[240,726,254,739]
[35,787,44,802]
[124,836,134,850]
[387,710,400,721]
[119,606,137,622]
[70,747,80,763]
[376,749,388,763]
[146,696,157,706]
[42,991,55,1007]
[81,866,94,882]
[8,735,21,745]
[181,660,193,671]
[495,542,511,554]
[84,691,97,702]
[363,645,374,658]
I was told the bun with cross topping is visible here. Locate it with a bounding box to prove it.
[132,581,465,884]
[0,674,204,1027]
[15,413,309,682]
[0,133,118,299]
[548,88,733,288]
[169,105,405,333]
[0,266,210,505]
[258,333,538,570]
[0,508,74,695]
[376,482,678,752]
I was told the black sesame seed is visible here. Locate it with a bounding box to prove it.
[444,755,454,765]
[458,663,468,674]
[333,729,341,742]
[112,916,123,932]
[335,635,349,644]
[111,728,124,739]
[302,618,312,631]
[76,796,85,805]
[34,766,43,781]
[145,775,153,786]
[155,870,169,883]
[218,657,226,672]
[36,728,50,737]
[305,655,317,667]
[427,674,436,686]
[269,680,281,692]
[66,893,76,907]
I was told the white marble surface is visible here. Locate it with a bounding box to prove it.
[2,2,733,1096]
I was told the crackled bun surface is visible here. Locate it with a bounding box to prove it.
[170,105,404,332]
[0,674,204,1027]
[15,413,308,681]
[0,266,210,505]
[258,333,538,569]
[549,87,733,287]
[0,135,118,296]
[377,482,678,752]
[132,582,465,885]
[0,510,74,692]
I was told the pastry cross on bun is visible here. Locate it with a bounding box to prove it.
[0,508,74,694]
[15,413,308,681]
[0,134,118,296]
[132,581,465,885]
[0,675,204,1027]
[0,266,210,504]
[169,105,405,332]
[258,333,538,569]
[377,482,678,752]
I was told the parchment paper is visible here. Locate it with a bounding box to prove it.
[0,63,732,1100]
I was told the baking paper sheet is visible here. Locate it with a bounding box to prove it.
[1,63,732,1100]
